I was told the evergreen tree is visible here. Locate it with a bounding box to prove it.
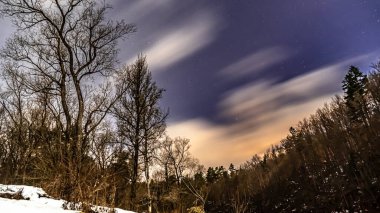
[228,163,236,176]
[342,66,367,123]
[206,167,217,184]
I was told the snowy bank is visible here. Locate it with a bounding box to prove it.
[0,184,134,213]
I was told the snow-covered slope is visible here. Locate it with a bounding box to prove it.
[0,184,134,213]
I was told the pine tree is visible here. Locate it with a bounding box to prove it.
[342,66,367,123]
[228,163,236,176]
[206,167,217,184]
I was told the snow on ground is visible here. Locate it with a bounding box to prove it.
[0,197,77,213]
[0,184,134,213]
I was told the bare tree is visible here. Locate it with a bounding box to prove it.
[157,136,206,212]
[0,0,135,201]
[0,67,27,182]
[113,55,167,211]
[167,137,193,185]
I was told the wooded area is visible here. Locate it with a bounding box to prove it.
[0,1,378,213]
[204,65,380,212]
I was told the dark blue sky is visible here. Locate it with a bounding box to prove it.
[113,0,380,120]
[106,0,380,166]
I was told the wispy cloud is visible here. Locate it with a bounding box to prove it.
[167,52,377,167]
[220,53,375,123]
[220,46,292,79]
[127,11,219,71]
[112,0,173,22]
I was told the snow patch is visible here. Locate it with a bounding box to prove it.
[0,184,134,213]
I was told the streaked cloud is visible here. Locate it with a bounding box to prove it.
[167,52,377,167]
[220,46,292,79]
[112,0,173,22]
[220,53,375,123]
[127,11,219,71]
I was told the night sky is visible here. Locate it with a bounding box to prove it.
[2,0,380,167]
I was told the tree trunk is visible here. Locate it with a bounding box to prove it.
[145,157,152,213]
[130,144,139,209]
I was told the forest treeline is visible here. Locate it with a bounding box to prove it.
[0,1,379,213]
[203,65,380,212]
